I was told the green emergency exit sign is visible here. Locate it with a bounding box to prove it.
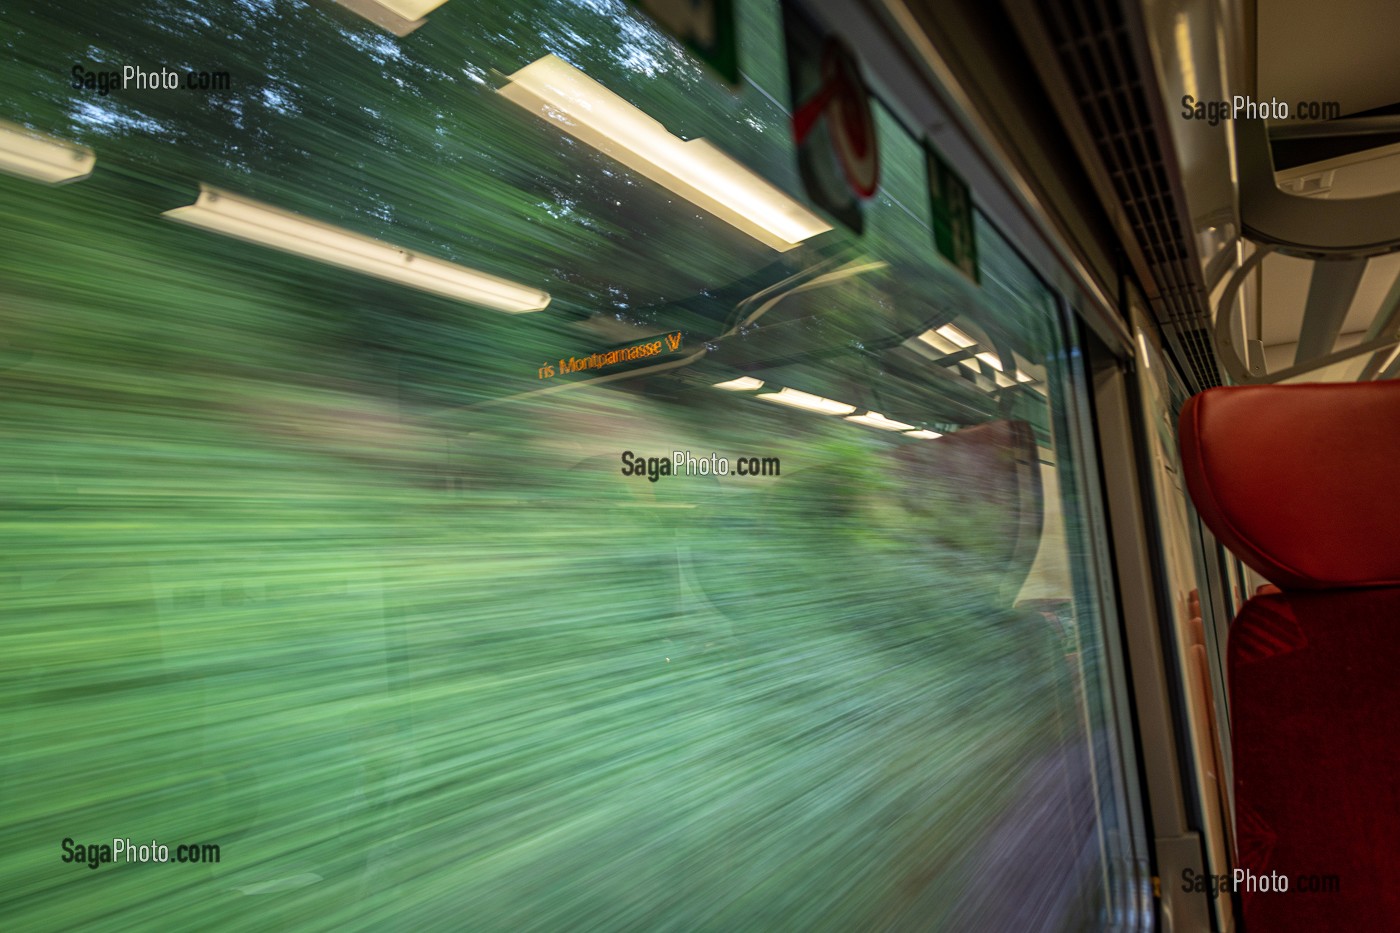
[927,147,979,284]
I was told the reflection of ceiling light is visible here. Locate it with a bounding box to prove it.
[846,411,916,432]
[757,388,856,415]
[0,119,95,184]
[714,376,764,391]
[936,324,976,348]
[370,0,449,16]
[975,351,1004,371]
[329,0,449,35]
[1010,350,1037,383]
[917,330,960,354]
[499,55,832,252]
[994,371,1015,388]
[905,429,943,439]
[164,185,550,313]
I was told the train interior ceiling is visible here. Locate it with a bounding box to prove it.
[1,0,1395,932]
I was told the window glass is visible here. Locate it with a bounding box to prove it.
[1,1,1140,928]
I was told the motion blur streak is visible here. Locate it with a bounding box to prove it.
[0,1,1124,930]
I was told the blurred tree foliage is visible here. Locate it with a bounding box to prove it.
[0,1,1103,930]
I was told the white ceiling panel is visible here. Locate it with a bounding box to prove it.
[1257,0,1400,120]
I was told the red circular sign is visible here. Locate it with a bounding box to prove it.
[821,40,879,198]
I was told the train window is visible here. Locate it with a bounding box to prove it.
[2,0,1142,928]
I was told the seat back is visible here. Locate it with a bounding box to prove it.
[1178,382,1400,590]
[1178,382,1400,930]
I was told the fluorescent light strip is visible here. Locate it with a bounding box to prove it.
[845,411,916,432]
[936,324,976,348]
[905,429,943,439]
[499,55,832,252]
[757,388,856,415]
[1012,351,1037,383]
[714,377,764,391]
[328,0,448,35]
[163,185,550,313]
[0,119,94,184]
[972,351,1032,384]
[373,0,449,17]
[916,330,960,355]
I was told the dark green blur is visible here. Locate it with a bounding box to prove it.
[1,1,1127,930]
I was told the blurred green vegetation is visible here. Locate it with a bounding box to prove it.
[1,1,1107,930]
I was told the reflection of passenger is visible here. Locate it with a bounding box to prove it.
[889,419,1044,595]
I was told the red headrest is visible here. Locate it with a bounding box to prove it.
[1178,382,1400,590]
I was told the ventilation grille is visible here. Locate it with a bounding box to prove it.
[1037,0,1222,389]
[1170,325,1221,389]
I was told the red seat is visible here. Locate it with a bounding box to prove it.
[1179,383,1400,931]
[1178,382,1400,591]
